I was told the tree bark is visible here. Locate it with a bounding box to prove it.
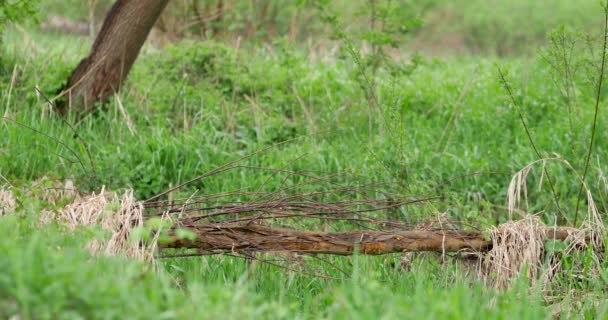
[58,0,169,114]
[159,223,582,255]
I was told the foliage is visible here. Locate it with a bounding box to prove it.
[0,0,38,25]
[2,0,608,318]
[410,0,603,56]
[34,0,603,56]
[0,0,39,45]
[2,23,608,221]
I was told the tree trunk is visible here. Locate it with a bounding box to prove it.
[58,0,169,114]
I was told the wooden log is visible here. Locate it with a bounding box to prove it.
[159,224,586,255]
[162,224,487,254]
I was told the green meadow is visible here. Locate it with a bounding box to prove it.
[1,1,608,318]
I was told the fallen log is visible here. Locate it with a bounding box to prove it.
[34,181,593,259]
[160,223,582,255]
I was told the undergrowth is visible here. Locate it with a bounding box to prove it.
[1,1,608,318]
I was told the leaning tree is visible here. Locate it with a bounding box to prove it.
[58,0,169,114]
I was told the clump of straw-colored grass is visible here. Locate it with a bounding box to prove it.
[0,187,16,216]
[483,157,606,289]
[481,215,546,289]
[35,177,78,206]
[41,187,154,261]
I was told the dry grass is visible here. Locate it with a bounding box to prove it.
[481,215,547,289]
[484,158,606,290]
[40,187,153,261]
[35,177,78,207]
[480,215,604,290]
[0,186,16,216]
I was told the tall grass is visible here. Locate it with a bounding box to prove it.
[2,1,608,318]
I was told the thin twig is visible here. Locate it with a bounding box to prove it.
[2,116,89,176]
[497,67,565,221]
[35,87,98,180]
[574,5,608,225]
[143,131,329,203]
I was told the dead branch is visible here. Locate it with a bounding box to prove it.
[159,223,582,256]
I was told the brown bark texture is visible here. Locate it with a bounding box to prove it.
[58,0,169,114]
[159,223,580,255]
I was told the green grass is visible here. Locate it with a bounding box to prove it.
[2,30,606,223]
[34,0,604,56]
[2,1,608,318]
[409,0,603,55]
[0,212,561,319]
[3,190,607,319]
